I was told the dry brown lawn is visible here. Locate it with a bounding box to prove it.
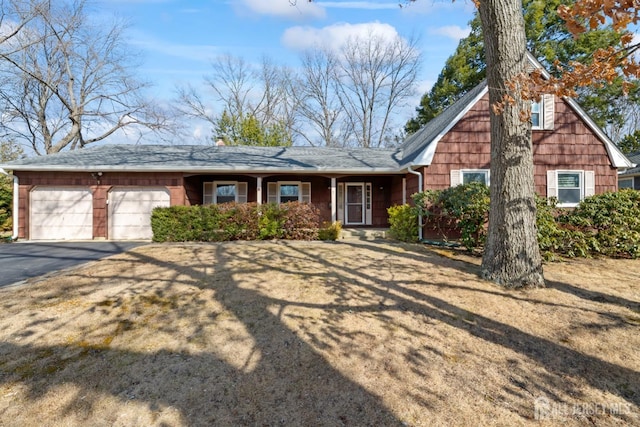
[0,240,638,426]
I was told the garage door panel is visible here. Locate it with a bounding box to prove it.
[30,188,93,240]
[109,188,170,240]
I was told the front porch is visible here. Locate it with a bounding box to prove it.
[184,173,409,228]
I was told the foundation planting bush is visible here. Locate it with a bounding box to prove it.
[151,202,321,242]
[410,186,640,259]
[562,189,640,258]
[414,182,490,250]
[318,221,342,241]
[387,204,419,242]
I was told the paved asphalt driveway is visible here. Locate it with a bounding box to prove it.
[0,242,145,288]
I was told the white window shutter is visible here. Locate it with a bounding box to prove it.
[547,170,557,201]
[203,182,213,205]
[584,171,595,197]
[300,182,311,203]
[450,170,462,187]
[543,94,555,130]
[267,182,278,204]
[365,183,372,225]
[337,183,344,223]
[237,182,248,203]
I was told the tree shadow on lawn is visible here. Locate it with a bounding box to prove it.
[269,242,640,410]
[0,240,638,425]
[0,244,405,426]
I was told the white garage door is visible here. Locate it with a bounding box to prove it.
[109,187,170,240]
[30,187,93,240]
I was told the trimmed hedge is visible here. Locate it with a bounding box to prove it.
[151,202,321,242]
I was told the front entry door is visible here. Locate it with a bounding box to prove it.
[345,183,365,225]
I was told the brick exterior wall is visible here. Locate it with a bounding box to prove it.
[14,171,185,239]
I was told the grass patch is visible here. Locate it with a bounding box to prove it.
[0,241,637,426]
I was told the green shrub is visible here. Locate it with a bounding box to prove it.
[0,178,11,232]
[387,204,419,242]
[258,203,284,240]
[565,190,640,258]
[151,202,321,242]
[535,196,592,260]
[318,221,342,241]
[414,182,489,250]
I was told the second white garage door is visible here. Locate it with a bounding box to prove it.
[108,188,170,240]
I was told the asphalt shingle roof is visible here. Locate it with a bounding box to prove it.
[1,144,402,173]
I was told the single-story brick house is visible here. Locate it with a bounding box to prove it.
[0,56,633,241]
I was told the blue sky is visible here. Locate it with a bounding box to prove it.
[99,0,476,111]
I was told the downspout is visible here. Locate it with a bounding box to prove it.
[407,165,423,241]
[0,168,18,240]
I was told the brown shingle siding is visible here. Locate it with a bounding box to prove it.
[426,92,617,196]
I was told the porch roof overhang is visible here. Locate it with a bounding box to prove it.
[1,144,404,175]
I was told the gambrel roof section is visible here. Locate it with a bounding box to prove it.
[399,52,633,169]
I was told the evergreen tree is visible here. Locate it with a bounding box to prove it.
[406,1,628,134]
[215,111,293,147]
[618,130,640,155]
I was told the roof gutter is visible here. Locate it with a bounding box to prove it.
[407,165,423,241]
[0,168,18,241]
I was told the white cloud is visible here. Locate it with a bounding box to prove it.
[282,21,401,52]
[429,25,471,41]
[317,1,398,10]
[401,0,475,15]
[236,0,326,20]
[129,31,219,63]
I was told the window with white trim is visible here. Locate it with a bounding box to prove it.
[557,172,581,205]
[531,94,554,130]
[547,170,594,207]
[462,170,490,186]
[203,181,248,204]
[279,184,299,203]
[267,181,311,204]
[451,169,490,186]
[531,100,542,128]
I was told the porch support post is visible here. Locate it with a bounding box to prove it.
[256,177,263,205]
[330,177,337,222]
[402,177,407,205]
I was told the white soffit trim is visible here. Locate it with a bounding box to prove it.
[525,52,551,79]
[413,85,489,166]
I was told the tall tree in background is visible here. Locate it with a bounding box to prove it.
[339,31,421,148]
[293,48,349,147]
[406,1,633,136]
[0,0,172,155]
[177,54,296,146]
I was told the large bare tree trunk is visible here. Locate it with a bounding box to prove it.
[477,0,545,288]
